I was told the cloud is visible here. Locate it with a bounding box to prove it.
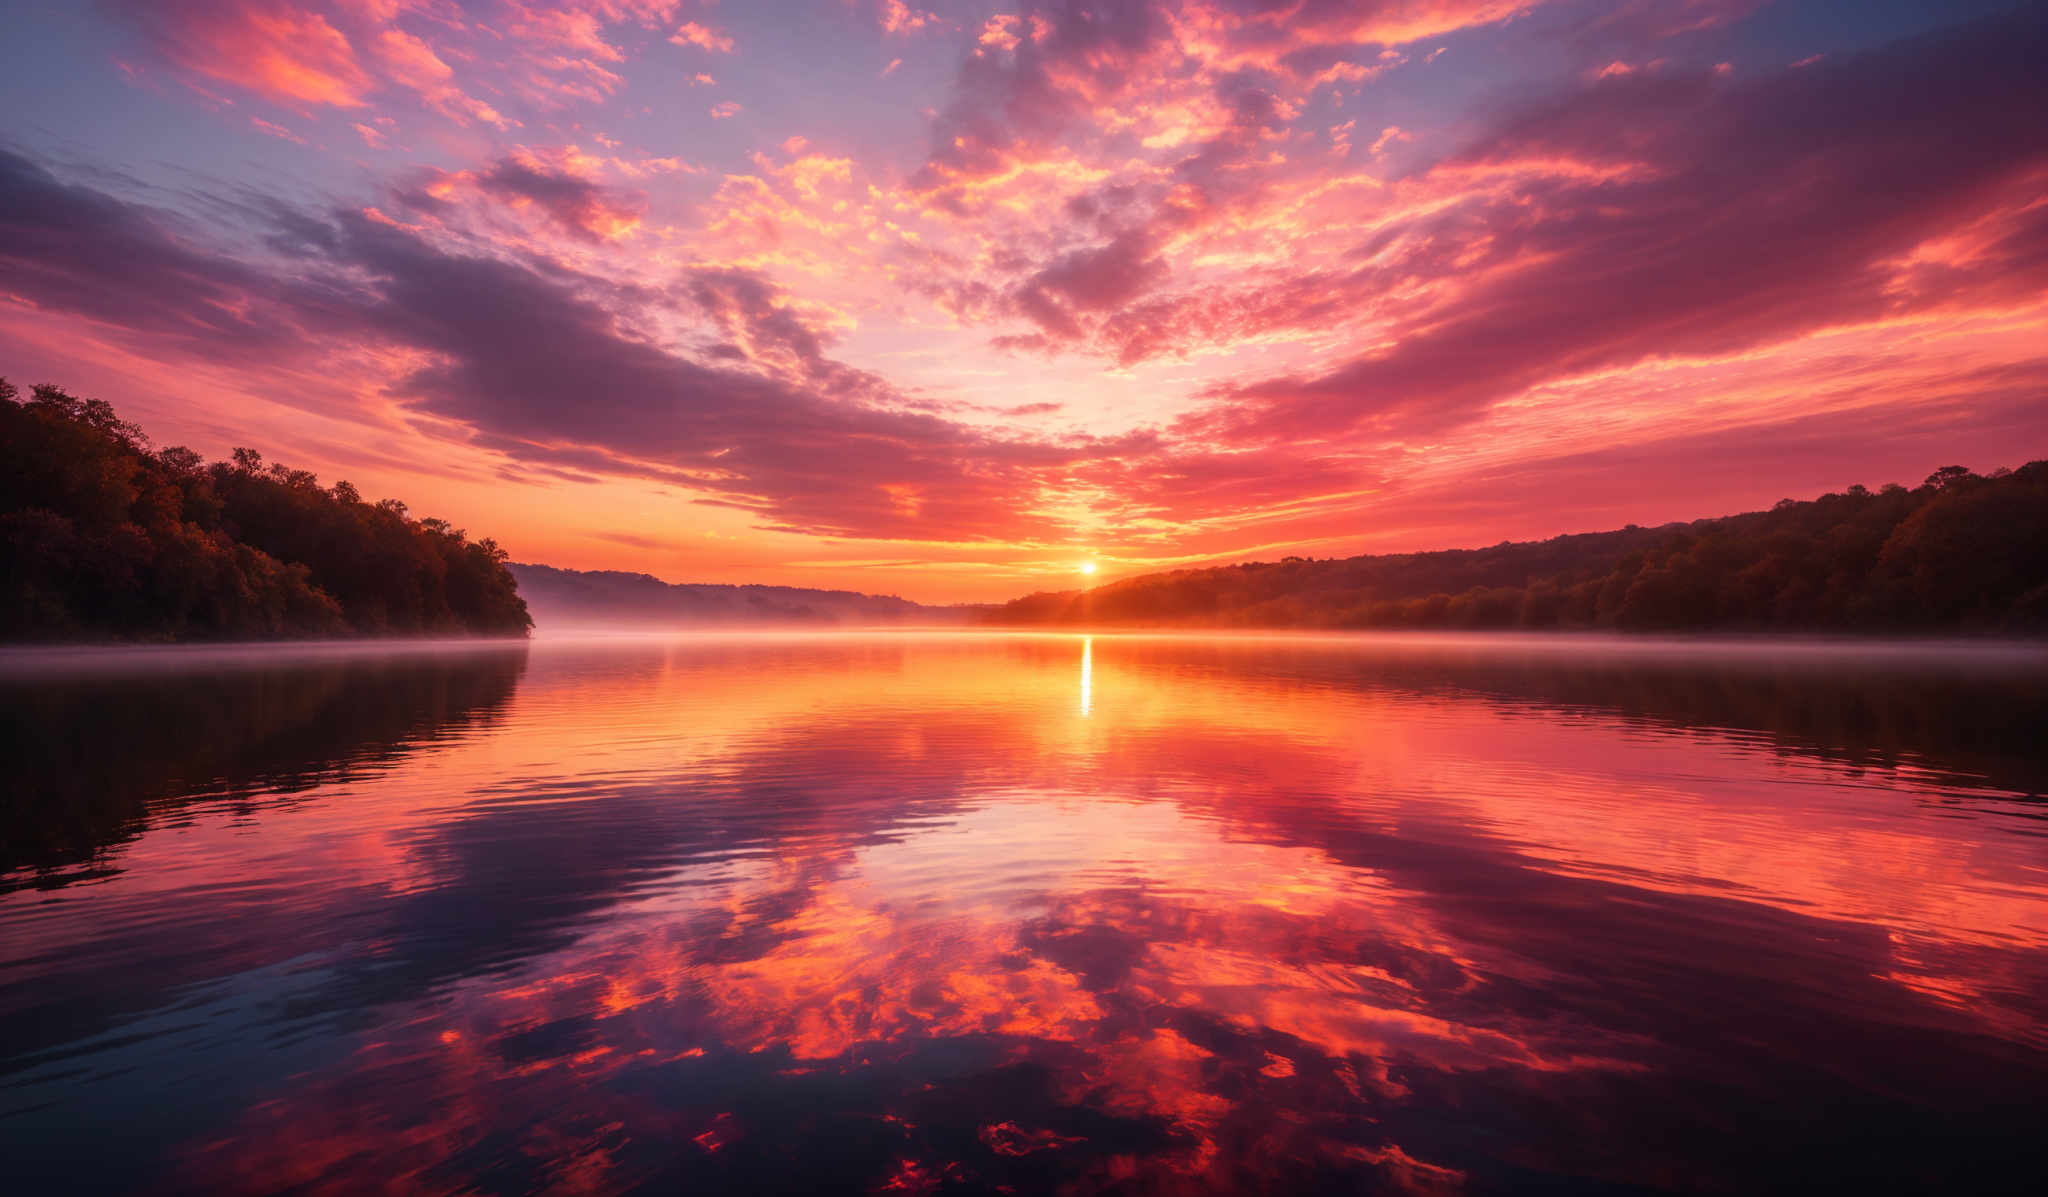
[1559,0,1768,45]
[1011,229,1168,340]
[384,145,658,242]
[0,148,326,360]
[372,26,514,128]
[669,21,733,53]
[895,0,1963,380]
[0,146,1163,543]
[471,153,646,241]
[1177,8,2048,445]
[684,266,838,379]
[911,1,1171,204]
[1185,0,1537,73]
[500,0,681,59]
[249,116,308,144]
[909,0,1548,207]
[106,0,376,108]
[331,210,1141,540]
[99,0,681,123]
[879,1,938,35]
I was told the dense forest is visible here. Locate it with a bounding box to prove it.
[0,378,530,641]
[994,462,2048,634]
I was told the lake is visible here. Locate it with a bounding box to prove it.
[2,632,2045,1193]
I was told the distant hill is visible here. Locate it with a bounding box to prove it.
[990,462,2048,634]
[510,563,965,629]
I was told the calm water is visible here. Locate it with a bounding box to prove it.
[2,632,2045,1194]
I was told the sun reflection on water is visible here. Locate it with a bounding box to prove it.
[1079,635,1093,718]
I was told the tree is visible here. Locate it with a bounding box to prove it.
[984,459,2048,634]
[1,377,531,641]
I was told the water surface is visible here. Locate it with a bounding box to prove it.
[3,633,2045,1193]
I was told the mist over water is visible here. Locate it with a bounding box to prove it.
[2,632,2045,1193]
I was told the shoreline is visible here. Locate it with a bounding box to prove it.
[6,626,2045,676]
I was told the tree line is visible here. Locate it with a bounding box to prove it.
[993,462,2048,634]
[1,378,531,640]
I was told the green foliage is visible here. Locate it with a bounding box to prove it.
[0,377,531,641]
[993,463,2048,635]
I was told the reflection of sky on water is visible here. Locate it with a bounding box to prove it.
[2,634,2044,1193]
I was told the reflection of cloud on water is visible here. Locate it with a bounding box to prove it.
[3,636,2044,1192]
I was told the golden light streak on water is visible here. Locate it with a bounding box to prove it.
[1079,635,1093,717]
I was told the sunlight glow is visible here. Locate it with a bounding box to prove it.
[1079,561,1098,576]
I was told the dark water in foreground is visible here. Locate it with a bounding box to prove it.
[2,633,2045,1194]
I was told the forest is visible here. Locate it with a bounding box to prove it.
[0,378,530,641]
[994,462,2048,634]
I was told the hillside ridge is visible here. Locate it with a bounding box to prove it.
[989,462,2048,633]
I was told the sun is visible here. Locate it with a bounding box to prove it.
[1078,560,1098,576]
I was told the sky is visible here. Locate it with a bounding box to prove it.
[2,1,2044,602]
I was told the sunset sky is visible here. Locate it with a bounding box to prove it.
[3,0,2044,602]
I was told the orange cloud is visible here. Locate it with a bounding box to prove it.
[880,0,938,35]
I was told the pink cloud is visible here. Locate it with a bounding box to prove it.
[1368,125,1412,154]
[670,21,734,54]
[110,1,376,109]
[249,116,309,144]
[393,146,648,241]
[102,0,683,126]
